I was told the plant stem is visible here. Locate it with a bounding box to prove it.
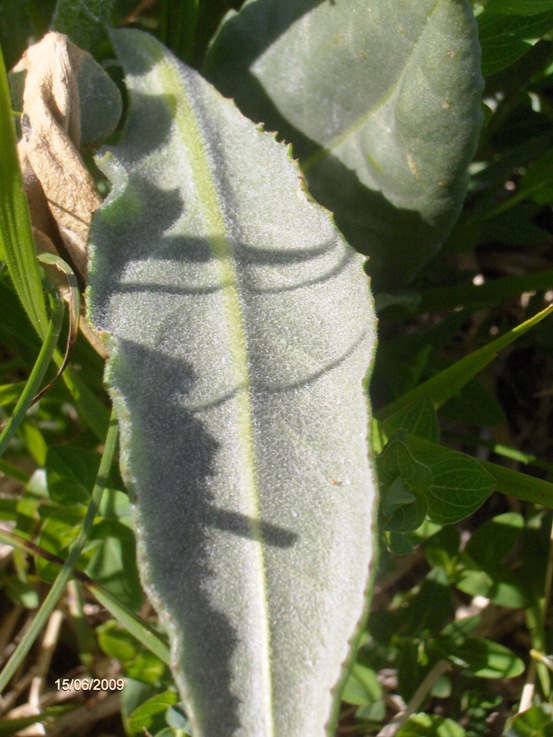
[376,659,451,737]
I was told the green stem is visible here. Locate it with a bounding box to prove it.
[0,406,119,694]
[376,659,451,737]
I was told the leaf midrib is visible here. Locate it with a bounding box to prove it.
[157,50,275,735]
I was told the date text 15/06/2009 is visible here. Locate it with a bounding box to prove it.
[54,677,125,691]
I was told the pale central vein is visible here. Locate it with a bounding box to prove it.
[161,57,275,735]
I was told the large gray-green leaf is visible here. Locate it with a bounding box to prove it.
[204,0,484,290]
[88,28,377,737]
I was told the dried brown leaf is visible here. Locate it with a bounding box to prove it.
[16,32,103,282]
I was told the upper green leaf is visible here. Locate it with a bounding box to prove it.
[478,9,553,75]
[88,28,377,737]
[485,0,553,15]
[51,0,115,53]
[204,0,484,289]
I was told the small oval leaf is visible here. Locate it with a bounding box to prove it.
[425,452,496,524]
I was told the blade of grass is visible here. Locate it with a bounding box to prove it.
[89,584,170,666]
[0,44,48,338]
[377,304,553,421]
[160,0,199,62]
[0,458,29,483]
[0,406,118,693]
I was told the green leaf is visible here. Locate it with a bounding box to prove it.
[0,715,49,737]
[88,28,377,737]
[397,713,466,737]
[446,638,525,679]
[99,620,166,683]
[491,462,553,505]
[379,440,430,531]
[386,531,418,556]
[0,303,64,463]
[341,663,382,707]
[204,0,483,289]
[505,705,553,737]
[424,525,461,573]
[36,505,86,581]
[127,690,179,737]
[401,567,453,640]
[485,0,553,14]
[422,451,495,525]
[61,365,111,441]
[4,578,39,609]
[397,639,426,702]
[125,649,167,684]
[456,513,526,607]
[373,312,467,403]
[383,397,441,444]
[98,619,140,661]
[440,615,481,646]
[46,445,100,504]
[406,434,553,507]
[98,488,132,519]
[73,48,123,146]
[0,0,34,71]
[85,518,142,609]
[0,381,27,407]
[478,10,553,76]
[51,0,115,53]
[463,512,524,564]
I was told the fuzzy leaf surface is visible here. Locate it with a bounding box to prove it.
[204,0,483,289]
[88,28,377,737]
